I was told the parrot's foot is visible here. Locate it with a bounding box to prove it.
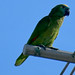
[37,44,46,50]
[48,47,58,50]
[35,47,41,56]
[72,51,75,58]
[35,45,46,56]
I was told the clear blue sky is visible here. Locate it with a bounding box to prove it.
[0,0,75,75]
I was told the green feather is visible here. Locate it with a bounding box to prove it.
[15,53,28,66]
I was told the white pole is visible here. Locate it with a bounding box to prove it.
[23,44,75,63]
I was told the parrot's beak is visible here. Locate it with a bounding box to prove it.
[64,9,70,16]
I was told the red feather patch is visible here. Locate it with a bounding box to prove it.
[32,35,39,42]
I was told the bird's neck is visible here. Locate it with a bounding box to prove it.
[49,16,65,28]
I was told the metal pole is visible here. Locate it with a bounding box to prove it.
[60,62,70,75]
[70,66,75,75]
[23,45,75,63]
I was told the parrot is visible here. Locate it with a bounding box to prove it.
[15,4,70,66]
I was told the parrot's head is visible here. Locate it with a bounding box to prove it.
[49,4,70,18]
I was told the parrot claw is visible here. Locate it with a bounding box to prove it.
[35,45,46,56]
[37,45,46,50]
[48,47,58,50]
[72,51,75,58]
[35,47,41,56]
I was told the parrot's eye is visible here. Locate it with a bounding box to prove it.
[61,6,65,9]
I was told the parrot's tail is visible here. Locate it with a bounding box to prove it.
[15,53,28,66]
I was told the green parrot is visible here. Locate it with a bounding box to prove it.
[15,4,70,66]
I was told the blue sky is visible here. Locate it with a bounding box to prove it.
[0,0,75,75]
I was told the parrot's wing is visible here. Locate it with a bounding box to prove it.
[15,16,50,66]
[27,16,50,44]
